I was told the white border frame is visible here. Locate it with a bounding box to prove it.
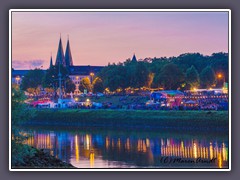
[9,9,231,172]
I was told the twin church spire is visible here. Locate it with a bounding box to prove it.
[53,35,73,68]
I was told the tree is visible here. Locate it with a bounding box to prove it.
[173,53,208,73]
[185,65,200,89]
[209,52,228,83]
[146,72,154,88]
[156,63,184,90]
[93,77,104,93]
[42,65,75,94]
[79,77,91,92]
[11,86,36,165]
[99,64,128,91]
[21,68,45,91]
[200,66,216,88]
[65,79,76,93]
[125,61,149,88]
[44,87,54,94]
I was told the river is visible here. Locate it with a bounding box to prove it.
[23,127,229,169]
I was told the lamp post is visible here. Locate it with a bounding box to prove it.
[58,62,63,107]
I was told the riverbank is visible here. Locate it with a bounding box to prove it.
[24,109,228,132]
[12,144,75,169]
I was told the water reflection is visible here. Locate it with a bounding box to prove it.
[24,129,228,168]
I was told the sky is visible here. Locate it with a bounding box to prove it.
[11,11,229,69]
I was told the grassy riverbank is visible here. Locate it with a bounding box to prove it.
[25,109,228,132]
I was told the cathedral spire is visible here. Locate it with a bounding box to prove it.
[49,53,53,69]
[55,35,65,66]
[65,35,73,67]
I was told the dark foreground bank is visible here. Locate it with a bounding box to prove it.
[24,109,229,132]
[12,145,75,169]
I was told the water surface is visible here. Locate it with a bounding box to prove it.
[24,127,228,169]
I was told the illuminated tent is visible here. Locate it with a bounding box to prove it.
[151,90,184,107]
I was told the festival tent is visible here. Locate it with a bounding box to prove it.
[151,90,184,107]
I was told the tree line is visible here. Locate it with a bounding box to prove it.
[17,52,228,94]
[96,52,228,92]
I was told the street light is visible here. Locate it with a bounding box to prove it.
[15,76,20,85]
[217,73,225,87]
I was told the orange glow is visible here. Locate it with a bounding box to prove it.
[218,152,223,168]
[90,152,95,168]
[75,135,79,162]
[209,142,213,159]
[218,74,222,78]
[105,137,109,149]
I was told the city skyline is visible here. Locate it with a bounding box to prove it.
[12,11,229,69]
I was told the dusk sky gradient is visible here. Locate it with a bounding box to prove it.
[12,11,228,69]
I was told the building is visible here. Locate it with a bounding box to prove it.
[12,36,104,95]
[12,69,30,85]
[53,36,105,94]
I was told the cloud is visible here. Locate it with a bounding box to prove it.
[12,59,45,69]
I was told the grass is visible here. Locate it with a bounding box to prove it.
[76,95,148,106]
[25,109,229,132]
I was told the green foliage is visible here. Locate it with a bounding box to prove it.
[93,77,104,93]
[21,68,45,90]
[11,86,36,166]
[185,65,200,89]
[43,65,75,93]
[96,52,228,91]
[65,79,76,93]
[209,52,228,82]
[156,63,184,90]
[12,87,36,141]
[200,66,216,88]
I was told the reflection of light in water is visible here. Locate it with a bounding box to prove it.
[222,143,228,161]
[75,135,79,162]
[181,141,184,157]
[112,139,114,148]
[146,138,150,148]
[137,139,141,152]
[90,151,94,168]
[85,134,90,150]
[209,142,213,159]
[137,139,147,152]
[22,130,229,168]
[117,138,121,150]
[193,142,197,158]
[161,139,164,146]
[218,152,223,168]
[105,137,109,150]
[125,138,130,151]
[167,139,170,146]
[205,146,209,159]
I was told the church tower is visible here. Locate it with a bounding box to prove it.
[55,35,66,66]
[65,36,73,67]
[132,53,137,62]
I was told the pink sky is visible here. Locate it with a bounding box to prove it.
[11,11,229,69]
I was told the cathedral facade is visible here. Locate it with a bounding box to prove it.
[12,37,104,95]
[51,36,104,95]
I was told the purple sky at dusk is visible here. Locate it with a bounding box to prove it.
[12,11,229,69]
